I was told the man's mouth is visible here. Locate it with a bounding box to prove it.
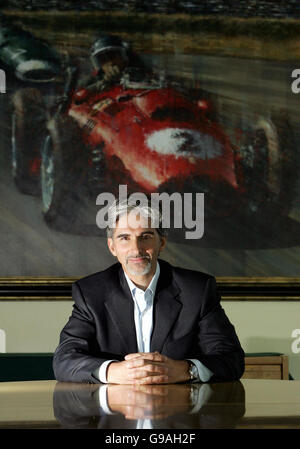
[127,256,150,264]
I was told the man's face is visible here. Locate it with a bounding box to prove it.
[107,212,166,278]
[100,49,126,74]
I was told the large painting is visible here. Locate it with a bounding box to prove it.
[0,1,299,277]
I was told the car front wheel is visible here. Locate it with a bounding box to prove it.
[41,115,85,231]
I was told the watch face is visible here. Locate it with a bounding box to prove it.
[189,363,197,379]
[190,385,199,405]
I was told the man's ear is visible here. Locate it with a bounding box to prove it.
[158,236,167,254]
[107,237,117,257]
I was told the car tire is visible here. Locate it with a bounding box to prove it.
[41,114,86,231]
[11,88,46,195]
[235,111,296,217]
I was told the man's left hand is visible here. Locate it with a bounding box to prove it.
[124,352,190,384]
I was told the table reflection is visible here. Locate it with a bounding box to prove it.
[53,381,245,429]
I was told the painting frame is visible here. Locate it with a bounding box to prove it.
[0,277,299,301]
[0,6,300,284]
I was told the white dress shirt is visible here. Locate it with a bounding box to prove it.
[96,261,213,383]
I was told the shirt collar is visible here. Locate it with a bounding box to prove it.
[123,261,160,296]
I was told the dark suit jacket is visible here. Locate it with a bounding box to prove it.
[53,259,245,383]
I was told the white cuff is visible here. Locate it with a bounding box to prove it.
[97,385,116,415]
[189,384,214,414]
[97,360,118,383]
[187,358,213,383]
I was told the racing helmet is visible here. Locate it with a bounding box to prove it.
[90,34,129,70]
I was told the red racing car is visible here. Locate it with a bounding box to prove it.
[11,67,295,232]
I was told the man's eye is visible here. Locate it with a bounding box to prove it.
[141,234,152,239]
[120,236,129,241]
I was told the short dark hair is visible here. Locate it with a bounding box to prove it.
[106,198,168,239]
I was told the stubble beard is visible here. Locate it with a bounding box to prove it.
[126,255,152,277]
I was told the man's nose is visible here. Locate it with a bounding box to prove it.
[130,237,144,253]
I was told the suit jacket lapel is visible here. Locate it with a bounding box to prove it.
[104,260,182,355]
[150,260,182,353]
[104,266,138,354]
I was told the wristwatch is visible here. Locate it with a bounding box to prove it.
[188,361,198,381]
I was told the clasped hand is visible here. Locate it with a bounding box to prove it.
[107,351,190,385]
[107,384,192,419]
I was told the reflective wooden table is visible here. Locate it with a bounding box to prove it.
[0,379,299,429]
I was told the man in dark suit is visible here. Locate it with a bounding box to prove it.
[53,200,244,384]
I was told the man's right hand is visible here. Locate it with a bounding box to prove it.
[107,355,169,384]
